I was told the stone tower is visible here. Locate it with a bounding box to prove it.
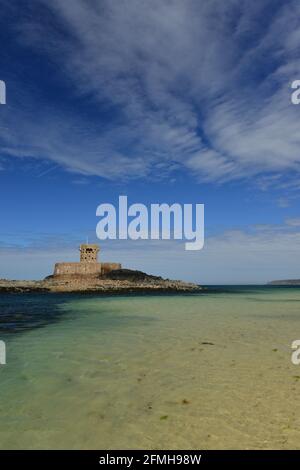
[79,244,99,263]
[53,243,121,277]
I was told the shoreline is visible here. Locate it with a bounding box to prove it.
[0,269,203,295]
[0,285,203,295]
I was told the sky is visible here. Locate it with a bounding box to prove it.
[1,0,300,284]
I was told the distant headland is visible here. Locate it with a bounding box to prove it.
[0,243,202,294]
[268,279,300,286]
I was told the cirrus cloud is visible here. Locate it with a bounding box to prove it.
[1,0,300,185]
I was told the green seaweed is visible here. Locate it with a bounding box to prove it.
[182,399,190,405]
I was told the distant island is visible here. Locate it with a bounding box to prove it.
[0,243,202,294]
[268,279,300,286]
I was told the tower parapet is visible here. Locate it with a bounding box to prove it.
[80,244,99,263]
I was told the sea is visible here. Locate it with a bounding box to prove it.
[0,286,300,449]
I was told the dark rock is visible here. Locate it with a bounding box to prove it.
[102,268,163,282]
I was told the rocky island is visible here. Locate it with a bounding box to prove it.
[0,244,202,294]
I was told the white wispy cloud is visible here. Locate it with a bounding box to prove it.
[1,0,300,184]
[285,218,300,227]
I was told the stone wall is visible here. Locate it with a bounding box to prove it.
[53,261,122,277]
[54,262,102,277]
[101,263,122,275]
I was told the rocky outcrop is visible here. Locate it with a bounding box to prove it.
[0,269,202,294]
[102,269,163,282]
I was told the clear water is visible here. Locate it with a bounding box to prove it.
[1,287,300,449]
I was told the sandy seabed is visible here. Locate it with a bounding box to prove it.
[0,287,300,449]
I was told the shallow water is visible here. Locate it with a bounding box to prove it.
[1,287,300,449]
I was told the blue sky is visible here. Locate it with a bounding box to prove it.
[1,0,300,283]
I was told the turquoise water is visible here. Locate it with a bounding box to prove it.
[1,287,300,449]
